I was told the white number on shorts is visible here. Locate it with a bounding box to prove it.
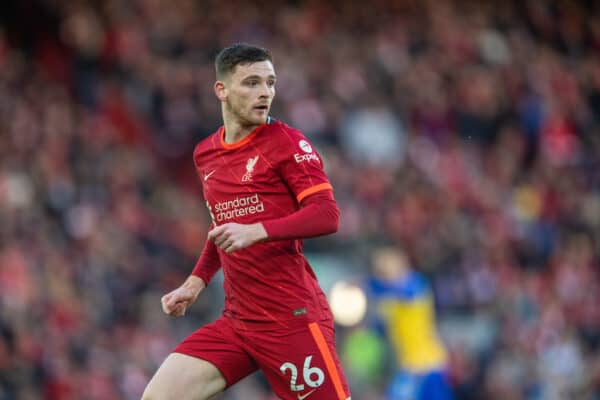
[302,356,325,388]
[280,362,304,391]
[280,356,325,392]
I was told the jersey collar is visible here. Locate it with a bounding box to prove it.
[220,123,267,150]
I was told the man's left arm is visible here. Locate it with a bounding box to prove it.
[209,130,337,253]
[208,190,338,253]
[261,189,339,239]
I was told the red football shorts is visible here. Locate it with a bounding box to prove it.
[173,317,351,400]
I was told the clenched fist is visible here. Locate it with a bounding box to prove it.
[161,276,206,317]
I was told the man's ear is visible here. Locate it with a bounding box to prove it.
[214,80,227,101]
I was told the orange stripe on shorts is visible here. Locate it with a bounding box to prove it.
[308,322,346,400]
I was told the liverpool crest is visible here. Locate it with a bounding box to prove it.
[242,155,259,182]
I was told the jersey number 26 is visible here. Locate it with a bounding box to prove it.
[280,356,325,391]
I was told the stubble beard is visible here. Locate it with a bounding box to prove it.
[226,99,267,128]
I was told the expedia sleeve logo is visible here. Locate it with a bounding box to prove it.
[294,140,320,163]
[299,140,312,153]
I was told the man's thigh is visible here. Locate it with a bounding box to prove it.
[143,318,258,400]
[142,353,225,400]
[244,320,351,400]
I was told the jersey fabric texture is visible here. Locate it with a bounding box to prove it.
[173,317,350,400]
[192,119,335,330]
[176,119,350,399]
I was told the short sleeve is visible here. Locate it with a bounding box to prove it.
[276,128,333,203]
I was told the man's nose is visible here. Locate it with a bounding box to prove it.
[259,83,272,97]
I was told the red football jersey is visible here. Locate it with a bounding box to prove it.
[193,119,335,330]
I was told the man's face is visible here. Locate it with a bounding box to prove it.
[221,60,276,126]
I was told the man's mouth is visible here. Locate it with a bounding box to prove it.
[254,105,269,111]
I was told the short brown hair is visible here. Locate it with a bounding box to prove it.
[215,43,273,80]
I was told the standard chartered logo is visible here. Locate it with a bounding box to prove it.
[212,193,265,222]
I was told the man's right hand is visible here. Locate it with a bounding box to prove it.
[161,275,206,317]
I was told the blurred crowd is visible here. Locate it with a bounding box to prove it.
[1,0,600,399]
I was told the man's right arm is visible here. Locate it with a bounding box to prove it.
[191,238,222,284]
[192,145,222,285]
[161,239,221,316]
[161,274,205,317]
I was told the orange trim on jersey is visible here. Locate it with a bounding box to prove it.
[220,125,265,150]
[297,183,333,203]
[308,322,346,400]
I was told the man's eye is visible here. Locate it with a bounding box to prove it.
[247,81,258,86]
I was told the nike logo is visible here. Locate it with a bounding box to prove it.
[204,170,216,181]
[297,389,316,400]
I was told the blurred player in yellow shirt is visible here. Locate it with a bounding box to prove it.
[367,246,453,400]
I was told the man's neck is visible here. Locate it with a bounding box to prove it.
[223,121,257,144]
[222,111,261,144]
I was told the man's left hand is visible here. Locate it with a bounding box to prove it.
[208,222,268,253]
